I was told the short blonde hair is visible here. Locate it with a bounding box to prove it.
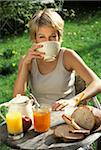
[29,9,64,42]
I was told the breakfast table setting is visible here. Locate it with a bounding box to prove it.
[0,94,101,150]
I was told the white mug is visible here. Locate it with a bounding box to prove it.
[36,41,60,62]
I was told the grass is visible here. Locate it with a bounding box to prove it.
[0,33,32,103]
[0,10,101,150]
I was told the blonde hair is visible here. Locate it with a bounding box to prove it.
[29,9,64,42]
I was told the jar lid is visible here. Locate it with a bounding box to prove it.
[11,94,30,104]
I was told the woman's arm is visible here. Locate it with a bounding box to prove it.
[52,49,101,111]
[64,49,101,101]
[13,44,45,97]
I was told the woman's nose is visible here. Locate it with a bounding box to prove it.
[45,37,51,41]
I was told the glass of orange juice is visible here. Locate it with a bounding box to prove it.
[33,104,51,133]
[6,111,23,140]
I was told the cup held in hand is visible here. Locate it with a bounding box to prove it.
[36,41,60,62]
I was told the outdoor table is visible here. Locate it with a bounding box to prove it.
[0,111,101,150]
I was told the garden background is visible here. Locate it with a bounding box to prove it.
[0,0,101,149]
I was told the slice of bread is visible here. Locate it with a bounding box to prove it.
[62,114,81,130]
[62,114,90,134]
[54,124,84,142]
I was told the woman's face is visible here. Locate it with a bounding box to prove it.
[35,26,59,43]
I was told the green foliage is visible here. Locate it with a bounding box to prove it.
[0,0,62,37]
[0,106,8,124]
[0,0,44,37]
[0,0,66,37]
[0,144,10,150]
[0,62,17,76]
[0,48,17,76]
[1,48,17,59]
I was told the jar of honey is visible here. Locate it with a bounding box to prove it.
[33,104,51,133]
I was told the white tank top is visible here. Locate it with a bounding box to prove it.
[29,49,75,105]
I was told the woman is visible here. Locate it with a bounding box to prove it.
[13,9,101,111]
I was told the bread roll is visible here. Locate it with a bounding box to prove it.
[87,106,101,128]
[71,106,95,130]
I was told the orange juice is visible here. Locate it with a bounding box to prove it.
[6,112,23,135]
[33,105,51,133]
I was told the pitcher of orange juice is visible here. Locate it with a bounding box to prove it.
[8,94,33,122]
[6,111,23,140]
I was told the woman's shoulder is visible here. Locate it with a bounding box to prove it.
[61,47,81,71]
[61,47,77,71]
[61,47,76,56]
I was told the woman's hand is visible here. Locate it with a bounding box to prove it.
[52,99,74,111]
[52,92,85,111]
[23,44,45,66]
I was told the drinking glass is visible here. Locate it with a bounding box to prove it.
[33,104,51,133]
[6,111,23,140]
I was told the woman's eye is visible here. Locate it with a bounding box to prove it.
[50,35,56,40]
[39,36,45,38]
[52,35,56,38]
